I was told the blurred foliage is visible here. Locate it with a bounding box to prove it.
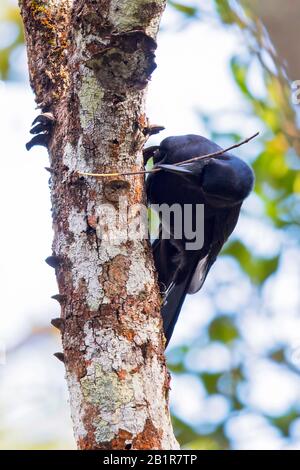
[0,0,24,80]
[168,1,198,18]
[209,316,239,343]
[1,0,300,452]
[166,0,300,451]
[223,240,280,284]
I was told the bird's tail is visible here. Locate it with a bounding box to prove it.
[161,276,194,346]
[152,238,198,346]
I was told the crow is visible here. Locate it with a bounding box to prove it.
[144,134,254,346]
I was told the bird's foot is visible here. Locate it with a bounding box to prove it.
[26,112,55,151]
[162,281,176,306]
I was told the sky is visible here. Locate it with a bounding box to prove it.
[0,2,300,450]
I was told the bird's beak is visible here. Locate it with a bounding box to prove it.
[155,163,193,174]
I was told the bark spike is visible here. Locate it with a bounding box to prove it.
[51,317,65,332]
[144,124,165,136]
[51,294,67,304]
[54,352,65,363]
[45,255,61,269]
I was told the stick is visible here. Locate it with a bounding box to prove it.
[173,131,259,166]
[77,132,259,179]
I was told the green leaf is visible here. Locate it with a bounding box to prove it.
[230,57,252,99]
[269,348,285,363]
[270,410,299,437]
[209,317,239,343]
[0,2,25,80]
[168,362,186,373]
[201,372,222,394]
[171,415,198,445]
[168,1,198,17]
[183,436,220,450]
[214,0,235,23]
[223,240,280,284]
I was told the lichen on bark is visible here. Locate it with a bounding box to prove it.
[19,0,178,450]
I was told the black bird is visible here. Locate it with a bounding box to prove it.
[144,134,254,346]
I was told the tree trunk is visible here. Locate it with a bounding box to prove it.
[19,0,178,450]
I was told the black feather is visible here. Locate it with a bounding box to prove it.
[146,134,254,346]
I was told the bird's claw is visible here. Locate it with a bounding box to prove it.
[161,281,175,306]
[26,112,55,151]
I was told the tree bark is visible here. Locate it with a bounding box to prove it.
[19,0,178,450]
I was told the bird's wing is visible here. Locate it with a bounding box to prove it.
[187,254,211,294]
[188,203,242,294]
